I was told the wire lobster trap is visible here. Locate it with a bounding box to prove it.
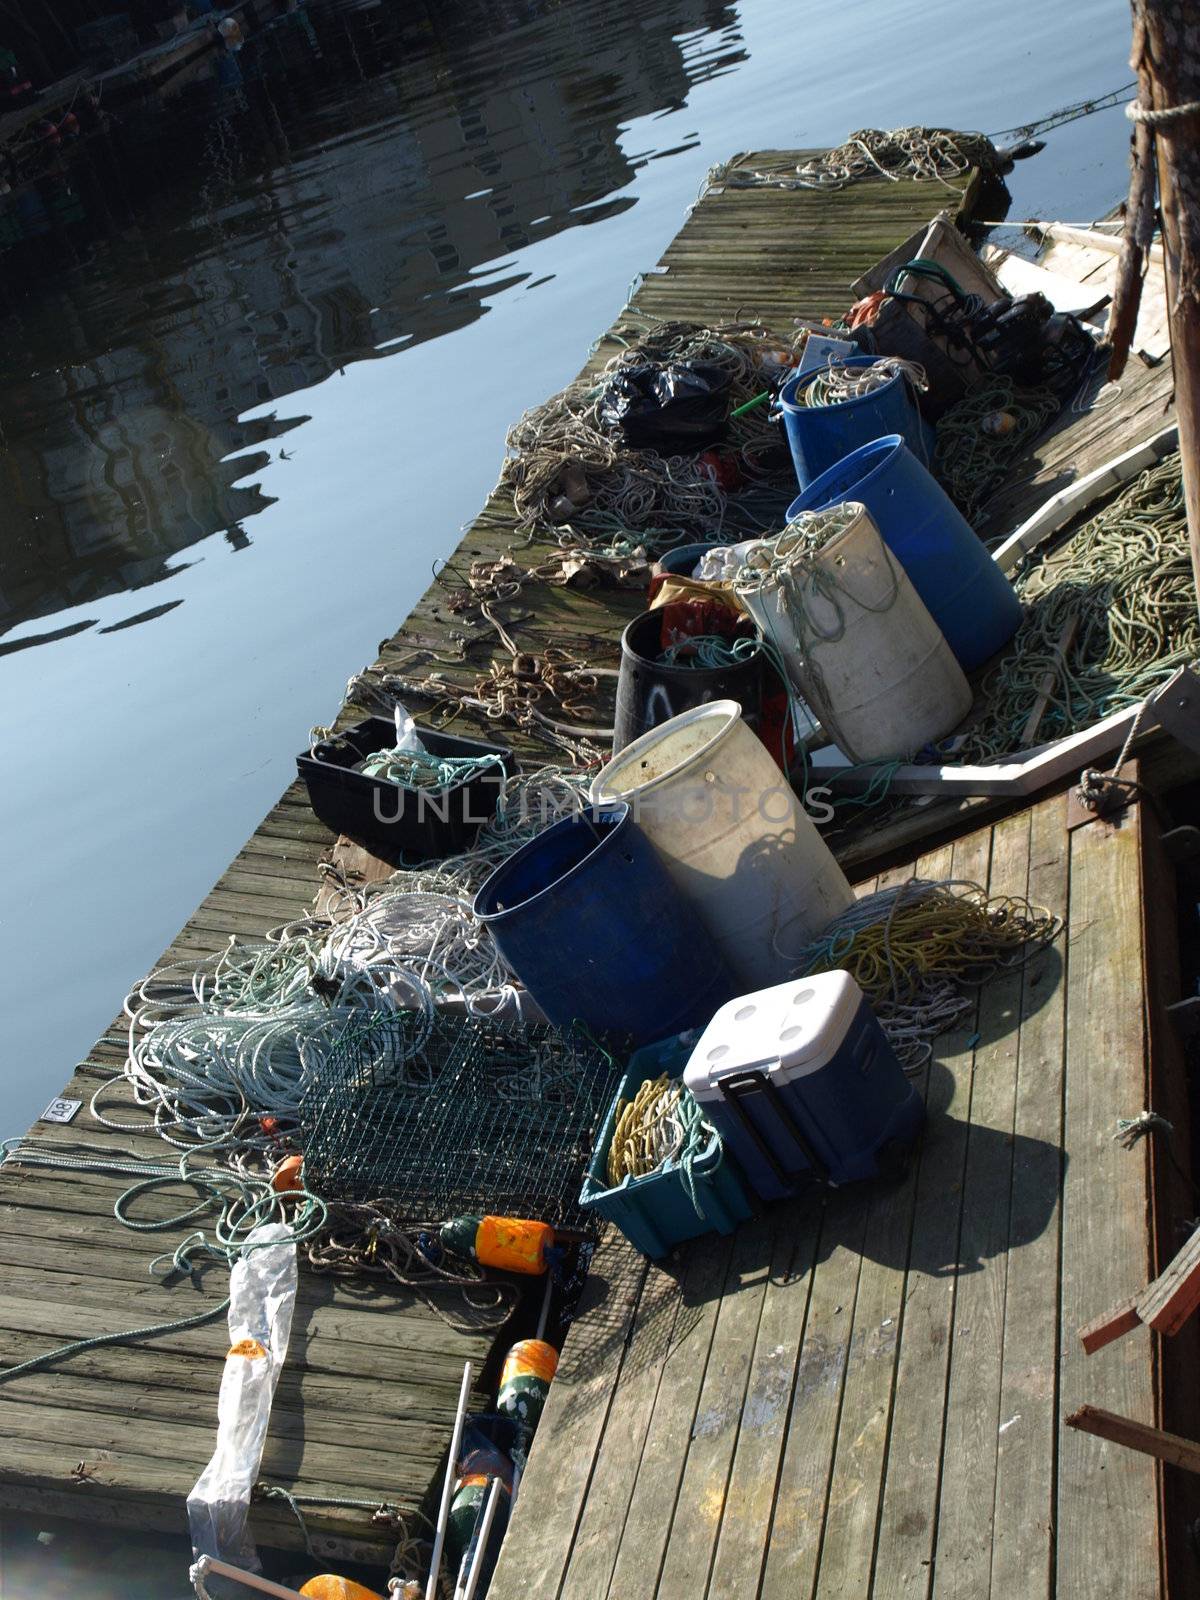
[299,1010,621,1232]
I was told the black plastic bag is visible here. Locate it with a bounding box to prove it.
[598,359,733,452]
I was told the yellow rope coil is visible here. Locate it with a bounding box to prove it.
[607,1075,686,1189]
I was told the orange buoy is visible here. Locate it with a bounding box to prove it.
[497,1338,559,1432]
[299,1578,387,1600]
[271,1154,304,1193]
[439,1214,553,1275]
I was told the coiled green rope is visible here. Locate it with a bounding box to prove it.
[960,450,1197,761]
[659,633,761,668]
[358,747,506,788]
[934,375,1060,518]
[0,1141,328,1383]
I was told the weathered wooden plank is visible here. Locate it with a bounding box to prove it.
[1065,1407,1200,1475]
[868,824,993,1600]
[1137,1223,1200,1336]
[1056,807,1160,1600]
[654,1215,776,1597]
[930,810,1032,1600]
[600,1236,734,1600]
[988,792,1070,1599]
[1080,1297,1143,1355]
[757,1188,870,1600]
[486,1229,649,1600]
[0,1394,435,1496]
[811,846,953,1600]
[0,1295,487,1380]
[555,1259,685,1599]
[705,1206,818,1600]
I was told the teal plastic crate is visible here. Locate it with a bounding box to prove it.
[579,1033,754,1259]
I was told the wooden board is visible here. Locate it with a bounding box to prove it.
[489,794,1165,1599]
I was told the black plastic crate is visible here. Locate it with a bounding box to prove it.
[297,717,515,864]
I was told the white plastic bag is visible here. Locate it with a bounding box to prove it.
[187,1222,298,1570]
[358,703,427,778]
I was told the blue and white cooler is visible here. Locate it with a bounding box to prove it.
[682,972,924,1200]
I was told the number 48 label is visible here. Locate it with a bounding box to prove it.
[40,1097,82,1125]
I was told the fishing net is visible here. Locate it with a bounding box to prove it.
[299,1011,620,1231]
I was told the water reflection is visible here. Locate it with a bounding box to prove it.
[0,0,742,642]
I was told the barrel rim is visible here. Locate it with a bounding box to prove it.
[779,356,907,415]
[590,698,744,802]
[472,801,630,923]
[619,606,765,681]
[786,431,908,520]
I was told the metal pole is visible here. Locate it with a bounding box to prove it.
[425,1359,474,1600]
[191,1555,308,1600]
[460,1477,504,1600]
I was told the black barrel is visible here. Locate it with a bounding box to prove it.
[612,608,782,753]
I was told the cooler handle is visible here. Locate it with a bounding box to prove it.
[716,1070,830,1185]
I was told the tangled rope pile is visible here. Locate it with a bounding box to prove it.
[934,375,1061,518]
[606,1074,717,1218]
[659,633,760,668]
[961,452,1199,761]
[356,746,505,788]
[113,764,594,1175]
[305,1200,520,1333]
[789,878,1061,1070]
[796,128,998,189]
[801,357,928,408]
[469,645,615,754]
[500,320,796,550]
[731,504,863,580]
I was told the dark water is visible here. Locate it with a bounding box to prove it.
[0,1,1134,1138]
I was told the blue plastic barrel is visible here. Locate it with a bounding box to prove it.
[778,356,926,490]
[473,803,733,1043]
[787,434,1023,671]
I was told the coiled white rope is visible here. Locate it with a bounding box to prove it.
[114,764,595,1164]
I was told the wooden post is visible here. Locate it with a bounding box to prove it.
[1113,3,1200,614]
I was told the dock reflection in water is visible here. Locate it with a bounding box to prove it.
[0,0,740,635]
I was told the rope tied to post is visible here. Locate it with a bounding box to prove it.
[1127,98,1200,125]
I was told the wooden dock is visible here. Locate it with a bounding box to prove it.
[487,790,1183,1600]
[0,145,1191,1590]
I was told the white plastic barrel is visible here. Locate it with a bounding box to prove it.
[589,700,853,988]
[737,505,972,763]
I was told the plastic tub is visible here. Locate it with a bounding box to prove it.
[590,701,854,988]
[612,608,782,754]
[740,505,971,762]
[777,356,926,490]
[297,719,515,865]
[472,803,734,1044]
[579,1033,753,1258]
[786,434,1023,671]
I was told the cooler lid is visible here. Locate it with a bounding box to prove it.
[684,971,864,1093]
